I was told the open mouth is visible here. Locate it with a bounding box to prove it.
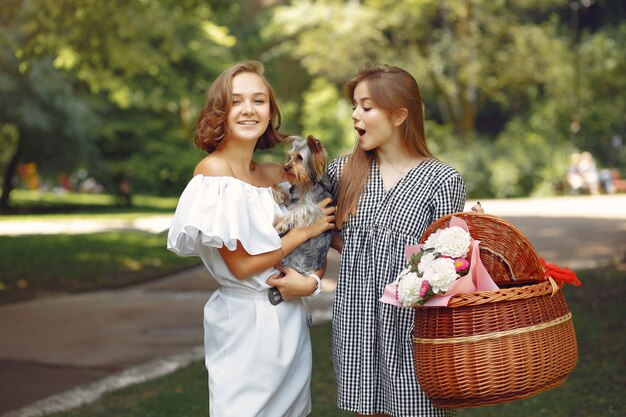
[355,127,366,137]
[238,121,257,125]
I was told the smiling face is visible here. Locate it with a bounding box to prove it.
[225,72,271,145]
[351,81,397,152]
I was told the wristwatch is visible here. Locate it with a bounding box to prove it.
[308,273,322,297]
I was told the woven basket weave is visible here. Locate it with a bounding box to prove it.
[413,212,578,409]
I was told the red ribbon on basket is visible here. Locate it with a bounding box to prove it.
[539,258,582,286]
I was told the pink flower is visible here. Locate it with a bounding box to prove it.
[419,280,430,297]
[453,258,470,273]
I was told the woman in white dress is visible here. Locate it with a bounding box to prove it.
[167,61,335,417]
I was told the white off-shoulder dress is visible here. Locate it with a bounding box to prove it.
[167,175,312,417]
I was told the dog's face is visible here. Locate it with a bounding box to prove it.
[283,135,328,186]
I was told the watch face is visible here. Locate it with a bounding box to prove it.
[268,287,284,305]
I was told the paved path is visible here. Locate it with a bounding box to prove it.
[0,216,173,236]
[0,195,625,416]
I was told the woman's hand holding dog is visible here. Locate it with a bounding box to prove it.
[266,267,318,300]
[304,197,336,239]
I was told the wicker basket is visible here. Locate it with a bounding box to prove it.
[413,212,578,409]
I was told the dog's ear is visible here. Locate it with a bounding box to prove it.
[285,135,299,144]
[306,135,322,152]
[307,135,328,181]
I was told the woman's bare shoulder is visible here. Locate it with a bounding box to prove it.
[194,155,233,177]
[256,161,284,185]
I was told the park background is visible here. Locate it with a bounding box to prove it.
[1,0,625,208]
[0,1,625,417]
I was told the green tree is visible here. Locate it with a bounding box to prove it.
[0,42,98,209]
[9,0,234,110]
[266,0,568,141]
[0,0,235,208]
[262,0,626,196]
[300,77,354,159]
[571,23,626,168]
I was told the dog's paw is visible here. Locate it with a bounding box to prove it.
[270,184,290,206]
[274,216,290,235]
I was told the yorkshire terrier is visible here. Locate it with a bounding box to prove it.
[272,135,333,276]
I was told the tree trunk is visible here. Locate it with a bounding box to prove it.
[0,137,21,211]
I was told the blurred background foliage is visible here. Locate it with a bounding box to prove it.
[0,0,625,209]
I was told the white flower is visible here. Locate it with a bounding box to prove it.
[397,271,425,307]
[418,252,436,273]
[422,257,458,293]
[398,267,412,277]
[431,226,471,259]
[423,231,440,250]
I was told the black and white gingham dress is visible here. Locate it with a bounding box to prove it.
[329,156,466,417]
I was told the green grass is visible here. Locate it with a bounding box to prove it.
[0,189,193,301]
[0,232,199,302]
[48,322,351,417]
[46,265,625,417]
[48,360,211,417]
[0,189,179,220]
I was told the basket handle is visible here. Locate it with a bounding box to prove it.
[480,245,517,281]
[547,276,561,296]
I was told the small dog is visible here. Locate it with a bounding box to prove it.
[272,135,332,276]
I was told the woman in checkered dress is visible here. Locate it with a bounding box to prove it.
[329,64,467,416]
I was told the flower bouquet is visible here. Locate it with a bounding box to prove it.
[381,216,499,308]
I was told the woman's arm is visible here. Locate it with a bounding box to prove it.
[266,260,328,300]
[433,173,467,219]
[218,207,334,280]
[197,158,336,281]
[195,157,336,280]
[330,230,343,254]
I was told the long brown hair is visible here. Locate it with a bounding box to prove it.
[194,61,284,153]
[335,63,432,227]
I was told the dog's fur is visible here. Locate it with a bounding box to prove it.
[272,135,332,275]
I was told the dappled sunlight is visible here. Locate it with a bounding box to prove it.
[1,191,179,221]
[10,190,117,206]
[0,232,199,301]
[75,252,112,262]
[117,256,143,272]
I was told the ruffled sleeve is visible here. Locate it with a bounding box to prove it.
[167,175,282,256]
